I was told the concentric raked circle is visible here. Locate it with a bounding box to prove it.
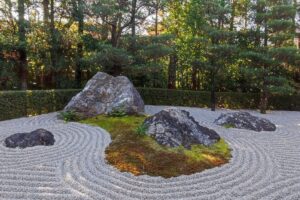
[0,106,299,200]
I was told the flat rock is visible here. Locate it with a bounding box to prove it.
[143,107,220,148]
[214,112,276,132]
[64,72,144,117]
[5,129,55,149]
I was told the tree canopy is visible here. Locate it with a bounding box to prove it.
[0,0,299,113]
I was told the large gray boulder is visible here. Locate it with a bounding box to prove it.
[143,108,220,149]
[214,112,276,132]
[64,72,144,117]
[5,129,55,149]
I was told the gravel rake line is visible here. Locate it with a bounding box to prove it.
[0,125,95,169]
[0,106,299,200]
[61,130,257,198]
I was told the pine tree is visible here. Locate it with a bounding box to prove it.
[17,0,28,89]
[164,0,188,89]
[241,0,298,113]
[70,0,85,88]
[187,0,238,111]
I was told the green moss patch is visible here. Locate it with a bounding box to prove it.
[81,115,231,178]
[223,123,236,129]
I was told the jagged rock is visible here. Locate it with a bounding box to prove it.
[143,108,220,149]
[5,129,55,149]
[64,72,144,117]
[214,112,276,132]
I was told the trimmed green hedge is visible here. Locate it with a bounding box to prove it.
[268,94,300,111]
[139,88,300,110]
[0,89,80,121]
[0,88,299,121]
[138,88,261,109]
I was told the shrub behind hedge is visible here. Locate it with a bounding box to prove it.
[0,88,299,121]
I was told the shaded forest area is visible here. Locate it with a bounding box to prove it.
[0,0,300,113]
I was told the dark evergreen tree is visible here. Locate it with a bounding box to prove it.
[240,0,299,113]
[17,0,28,89]
[187,0,238,111]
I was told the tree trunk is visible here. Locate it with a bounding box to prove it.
[130,0,137,52]
[244,6,248,29]
[111,25,118,47]
[17,0,28,90]
[192,65,197,90]
[43,0,49,24]
[260,84,268,114]
[41,0,49,89]
[49,0,57,88]
[75,42,83,88]
[210,71,216,111]
[110,65,122,76]
[260,15,269,114]
[40,70,45,89]
[75,0,84,88]
[168,54,177,89]
[155,3,159,36]
[197,70,201,90]
[230,0,236,31]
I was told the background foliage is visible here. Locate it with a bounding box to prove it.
[0,0,299,113]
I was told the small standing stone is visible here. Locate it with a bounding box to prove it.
[214,112,276,132]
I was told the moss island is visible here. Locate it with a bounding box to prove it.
[82,115,231,178]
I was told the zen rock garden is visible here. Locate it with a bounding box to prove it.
[0,72,299,200]
[1,1,300,199]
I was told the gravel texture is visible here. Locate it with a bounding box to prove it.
[0,106,299,200]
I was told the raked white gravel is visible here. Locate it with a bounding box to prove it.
[0,105,299,200]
